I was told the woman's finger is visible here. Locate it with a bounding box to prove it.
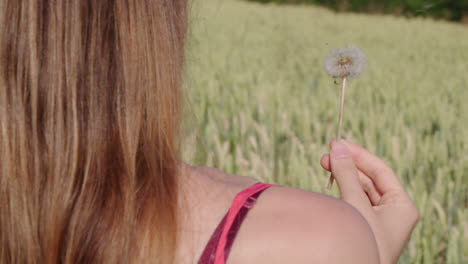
[341,140,405,194]
[322,153,382,206]
[358,172,382,206]
[329,141,371,207]
[320,153,330,171]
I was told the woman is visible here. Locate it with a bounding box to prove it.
[0,0,419,263]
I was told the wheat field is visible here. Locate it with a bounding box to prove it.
[183,0,468,263]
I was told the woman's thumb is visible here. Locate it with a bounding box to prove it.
[330,140,369,206]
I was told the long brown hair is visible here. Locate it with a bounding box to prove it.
[0,0,186,263]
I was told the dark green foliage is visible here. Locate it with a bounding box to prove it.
[246,0,468,21]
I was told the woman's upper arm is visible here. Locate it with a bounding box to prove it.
[227,186,380,264]
[311,198,381,264]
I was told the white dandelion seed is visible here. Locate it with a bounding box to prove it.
[324,45,366,189]
[324,46,365,78]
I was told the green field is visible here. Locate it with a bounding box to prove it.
[183,0,468,263]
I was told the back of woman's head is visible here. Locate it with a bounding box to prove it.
[0,0,186,263]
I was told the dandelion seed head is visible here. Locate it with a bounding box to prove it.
[324,46,365,78]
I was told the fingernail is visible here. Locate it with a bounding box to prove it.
[331,141,349,158]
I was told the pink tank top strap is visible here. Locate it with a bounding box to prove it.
[198,182,274,264]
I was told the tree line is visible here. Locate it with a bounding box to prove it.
[246,0,468,22]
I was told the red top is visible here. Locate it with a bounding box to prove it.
[198,182,274,264]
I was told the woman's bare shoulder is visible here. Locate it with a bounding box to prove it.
[227,186,381,264]
[178,164,379,263]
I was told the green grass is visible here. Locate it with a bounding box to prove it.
[183,0,468,263]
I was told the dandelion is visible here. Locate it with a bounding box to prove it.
[325,46,365,79]
[324,46,365,189]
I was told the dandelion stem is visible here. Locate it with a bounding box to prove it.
[337,76,347,140]
[328,76,347,189]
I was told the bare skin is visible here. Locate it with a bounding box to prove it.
[175,140,419,264]
[175,164,259,263]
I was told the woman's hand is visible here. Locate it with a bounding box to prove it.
[320,140,420,264]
